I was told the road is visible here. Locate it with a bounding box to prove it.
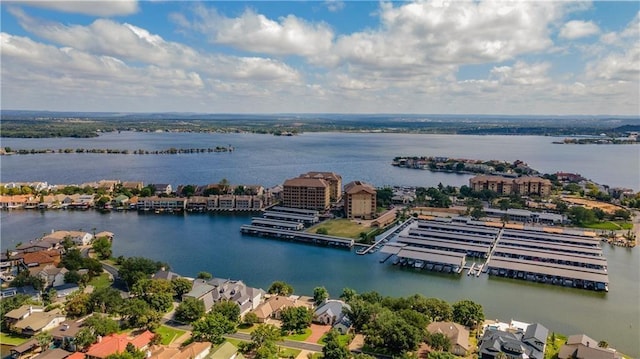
[224,332,323,352]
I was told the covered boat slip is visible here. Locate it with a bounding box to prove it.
[501,229,601,247]
[262,210,318,224]
[397,235,491,257]
[415,221,499,236]
[408,228,496,244]
[492,245,607,269]
[487,257,609,285]
[250,217,305,230]
[498,238,603,256]
[396,246,466,266]
[240,224,354,247]
[270,206,319,216]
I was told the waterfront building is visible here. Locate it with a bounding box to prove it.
[183,277,265,315]
[85,331,154,359]
[137,197,186,212]
[558,334,619,359]
[299,171,343,202]
[150,184,172,196]
[478,323,548,359]
[282,177,331,211]
[122,181,144,191]
[343,181,377,219]
[313,299,351,334]
[427,322,470,356]
[470,175,552,197]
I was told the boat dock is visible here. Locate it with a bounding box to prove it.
[357,218,414,255]
[240,224,353,248]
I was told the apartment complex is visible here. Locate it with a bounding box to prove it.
[344,181,377,219]
[469,175,552,197]
[298,172,343,202]
[282,177,331,211]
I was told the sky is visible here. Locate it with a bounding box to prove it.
[1,0,639,115]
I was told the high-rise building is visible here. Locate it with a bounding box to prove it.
[344,181,376,219]
[299,172,343,202]
[282,177,331,210]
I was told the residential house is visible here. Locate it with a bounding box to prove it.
[186,196,208,212]
[122,182,144,191]
[343,181,376,219]
[478,322,548,359]
[85,331,154,359]
[52,283,81,300]
[17,250,61,270]
[149,341,212,359]
[113,195,130,209]
[36,265,68,288]
[16,241,58,254]
[152,269,181,281]
[151,184,172,196]
[470,175,552,197]
[252,295,313,323]
[50,320,83,350]
[558,334,619,359]
[234,196,253,210]
[209,342,244,359]
[4,305,45,327]
[0,195,28,209]
[427,321,471,356]
[94,232,114,241]
[183,278,264,315]
[10,338,41,359]
[33,349,72,359]
[313,299,351,333]
[12,308,66,336]
[42,231,94,246]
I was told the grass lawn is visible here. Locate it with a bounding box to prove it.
[155,325,186,345]
[306,219,369,239]
[0,332,30,346]
[545,333,567,359]
[278,347,301,358]
[317,333,351,346]
[237,324,258,334]
[285,328,312,342]
[225,338,246,347]
[583,221,632,231]
[89,272,112,290]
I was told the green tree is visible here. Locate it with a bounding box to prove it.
[313,286,329,305]
[243,312,259,326]
[120,298,161,330]
[131,278,175,313]
[344,299,380,332]
[452,299,484,328]
[322,329,350,359]
[426,332,451,351]
[62,248,85,271]
[92,236,112,260]
[191,312,236,344]
[316,228,329,235]
[84,314,120,336]
[427,352,456,359]
[196,272,212,280]
[118,257,166,288]
[64,270,82,285]
[35,331,53,350]
[89,287,124,314]
[211,300,241,323]
[418,297,453,322]
[268,281,294,296]
[339,288,357,303]
[65,292,91,318]
[364,309,422,354]
[74,328,97,351]
[171,278,193,298]
[280,306,313,334]
[175,297,205,323]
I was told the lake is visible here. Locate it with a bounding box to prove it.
[1,132,639,356]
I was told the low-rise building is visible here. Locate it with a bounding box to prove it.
[478,322,548,359]
[313,299,351,334]
[470,176,552,197]
[85,331,154,359]
[558,334,620,359]
[427,321,470,356]
[12,308,66,336]
[183,278,264,315]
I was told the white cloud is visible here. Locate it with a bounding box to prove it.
[324,0,345,13]
[11,0,139,16]
[176,5,334,58]
[490,62,551,86]
[559,20,600,40]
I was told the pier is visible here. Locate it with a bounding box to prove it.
[240,225,354,248]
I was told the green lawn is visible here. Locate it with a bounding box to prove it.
[285,328,312,342]
[278,347,301,358]
[89,272,112,290]
[545,333,567,359]
[306,219,369,239]
[583,221,633,231]
[0,332,30,345]
[317,332,351,345]
[155,325,186,345]
[237,324,258,334]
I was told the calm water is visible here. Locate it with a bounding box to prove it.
[0,132,639,356]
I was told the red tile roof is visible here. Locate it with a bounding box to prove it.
[86,331,153,359]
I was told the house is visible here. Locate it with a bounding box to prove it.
[427,321,471,356]
[151,184,172,196]
[253,295,312,323]
[42,231,93,246]
[313,299,351,333]
[85,331,154,359]
[152,269,181,281]
[94,232,114,241]
[17,250,61,269]
[50,320,84,348]
[478,322,548,359]
[16,241,58,254]
[4,305,45,327]
[10,338,41,359]
[122,182,144,191]
[558,334,618,359]
[149,341,212,359]
[36,265,68,288]
[183,278,264,315]
[33,348,72,359]
[12,308,66,336]
[210,342,244,359]
[52,283,82,299]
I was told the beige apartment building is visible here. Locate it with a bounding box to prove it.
[344,181,377,219]
[299,172,343,202]
[469,175,552,197]
[282,177,331,211]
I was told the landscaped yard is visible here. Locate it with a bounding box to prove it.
[0,332,30,346]
[237,324,258,334]
[89,272,112,290]
[285,328,312,342]
[278,347,301,358]
[544,333,567,359]
[306,219,369,239]
[317,332,351,345]
[155,325,186,345]
[583,221,633,231]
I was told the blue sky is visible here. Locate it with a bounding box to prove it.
[1,1,639,115]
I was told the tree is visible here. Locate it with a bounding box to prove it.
[62,248,85,271]
[120,298,161,330]
[243,312,259,326]
[212,301,241,323]
[89,287,124,314]
[0,294,33,330]
[427,352,456,359]
[340,288,357,303]
[74,328,97,351]
[316,227,329,235]
[118,257,166,288]
[280,306,313,334]
[242,324,281,358]
[452,299,484,328]
[196,272,212,280]
[322,329,350,359]
[85,258,105,278]
[171,278,193,298]
[65,292,91,318]
[93,236,112,260]
[64,270,82,285]
[426,332,451,351]
[268,281,294,296]
[131,278,175,313]
[344,299,380,332]
[84,314,120,336]
[35,331,52,350]
[418,297,453,322]
[191,312,236,344]
[364,309,423,354]
[313,286,329,305]
[175,297,205,323]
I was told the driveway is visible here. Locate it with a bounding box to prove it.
[305,324,331,344]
